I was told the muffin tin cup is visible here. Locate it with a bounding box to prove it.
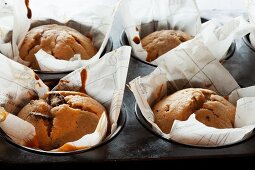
[120,31,236,67]
[134,103,255,148]
[243,33,255,52]
[35,37,113,89]
[0,107,126,155]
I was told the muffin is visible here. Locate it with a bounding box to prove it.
[152,88,236,133]
[19,24,97,70]
[141,30,192,62]
[17,91,106,150]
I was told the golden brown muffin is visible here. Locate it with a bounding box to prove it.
[152,88,236,133]
[50,104,99,149]
[141,30,192,62]
[195,94,236,129]
[17,91,106,151]
[19,24,97,70]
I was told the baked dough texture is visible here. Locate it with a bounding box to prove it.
[141,30,192,62]
[18,91,106,150]
[152,88,235,133]
[19,24,97,70]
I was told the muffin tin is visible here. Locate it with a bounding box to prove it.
[1,11,255,165]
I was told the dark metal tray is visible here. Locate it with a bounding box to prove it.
[1,11,255,167]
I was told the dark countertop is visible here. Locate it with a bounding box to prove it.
[1,9,255,167]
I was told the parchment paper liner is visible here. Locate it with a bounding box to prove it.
[0,46,131,152]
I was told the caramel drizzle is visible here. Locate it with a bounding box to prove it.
[34,74,40,80]
[133,36,140,44]
[25,0,32,19]
[80,69,87,94]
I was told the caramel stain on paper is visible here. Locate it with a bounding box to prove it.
[34,74,40,80]
[133,36,140,44]
[25,135,39,148]
[57,144,88,152]
[224,96,229,100]
[25,0,32,19]
[36,82,42,87]
[80,69,87,94]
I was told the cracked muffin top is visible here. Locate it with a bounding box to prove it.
[141,30,192,62]
[19,24,97,70]
[152,88,236,134]
[17,91,106,151]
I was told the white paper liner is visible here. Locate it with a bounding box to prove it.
[0,46,131,152]
[0,0,120,71]
[0,112,36,146]
[129,31,255,147]
[0,0,15,57]
[120,0,201,64]
[0,0,13,44]
[248,0,255,48]
[198,17,255,60]
[0,52,48,145]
